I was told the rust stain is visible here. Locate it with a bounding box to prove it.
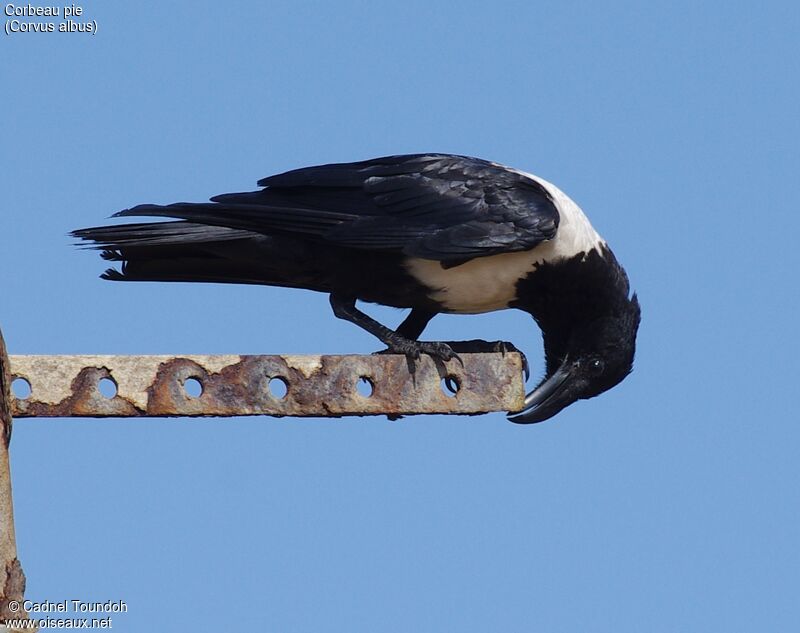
[8,354,525,419]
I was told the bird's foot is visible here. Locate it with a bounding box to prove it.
[497,342,530,381]
[442,339,530,381]
[375,340,463,368]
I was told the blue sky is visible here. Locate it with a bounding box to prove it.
[2,1,799,630]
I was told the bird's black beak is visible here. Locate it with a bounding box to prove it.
[507,362,574,424]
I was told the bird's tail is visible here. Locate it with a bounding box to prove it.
[71,219,331,291]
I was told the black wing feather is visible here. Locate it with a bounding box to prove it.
[111,154,559,263]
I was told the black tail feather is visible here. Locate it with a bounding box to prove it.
[72,218,331,292]
[101,267,126,281]
[71,220,256,249]
[110,201,353,238]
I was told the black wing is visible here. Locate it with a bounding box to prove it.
[114,154,559,263]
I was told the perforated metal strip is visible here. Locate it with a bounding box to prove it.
[8,354,524,418]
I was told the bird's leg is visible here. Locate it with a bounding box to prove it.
[329,296,459,364]
[395,308,436,340]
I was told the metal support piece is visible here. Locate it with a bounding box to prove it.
[0,328,33,630]
[9,353,525,418]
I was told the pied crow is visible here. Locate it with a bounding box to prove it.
[72,154,640,423]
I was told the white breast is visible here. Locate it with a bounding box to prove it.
[405,171,606,314]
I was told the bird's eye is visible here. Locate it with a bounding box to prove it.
[587,359,605,375]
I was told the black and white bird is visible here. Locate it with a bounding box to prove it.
[72,154,640,423]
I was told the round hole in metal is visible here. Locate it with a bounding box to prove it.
[11,377,31,399]
[184,377,203,398]
[268,376,288,400]
[356,376,374,398]
[98,377,118,399]
[441,375,460,397]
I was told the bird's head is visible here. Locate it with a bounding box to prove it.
[509,293,641,424]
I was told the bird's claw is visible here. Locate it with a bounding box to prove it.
[443,339,529,381]
[376,340,462,367]
[490,341,530,381]
[411,341,463,366]
[436,342,464,366]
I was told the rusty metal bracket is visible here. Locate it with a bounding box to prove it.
[9,353,525,418]
[0,329,33,630]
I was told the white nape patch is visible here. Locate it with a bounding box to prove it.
[405,169,606,314]
[513,169,605,261]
